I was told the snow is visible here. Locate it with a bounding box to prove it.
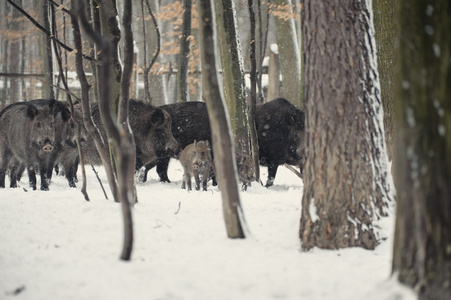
[0,161,416,300]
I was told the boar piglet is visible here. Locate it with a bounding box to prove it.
[179,140,214,191]
[0,100,65,190]
[138,101,212,183]
[235,152,255,191]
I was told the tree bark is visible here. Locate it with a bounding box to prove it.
[215,0,251,157]
[373,0,396,160]
[197,0,245,239]
[247,0,260,183]
[299,0,393,250]
[392,1,451,299]
[117,0,135,261]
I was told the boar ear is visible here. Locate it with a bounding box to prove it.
[48,100,60,117]
[26,105,39,119]
[150,108,165,126]
[61,106,71,122]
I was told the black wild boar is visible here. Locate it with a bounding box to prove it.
[179,140,214,191]
[51,102,88,187]
[256,98,305,187]
[85,99,180,170]
[0,100,66,190]
[137,101,212,183]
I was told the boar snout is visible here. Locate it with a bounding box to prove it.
[42,139,54,152]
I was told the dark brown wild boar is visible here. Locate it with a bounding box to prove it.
[0,100,66,190]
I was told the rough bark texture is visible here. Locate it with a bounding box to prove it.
[299,0,392,250]
[215,0,251,156]
[373,0,396,160]
[198,0,245,239]
[272,0,301,107]
[393,1,451,299]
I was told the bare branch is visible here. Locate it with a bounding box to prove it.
[6,0,97,63]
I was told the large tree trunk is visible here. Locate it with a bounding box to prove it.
[197,0,245,239]
[214,0,251,157]
[299,0,393,250]
[373,0,396,160]
[272,0,301,107]
[392,1,451,299]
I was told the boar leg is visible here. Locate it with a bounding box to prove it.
[266,163,279,187]
[27,167,37,190]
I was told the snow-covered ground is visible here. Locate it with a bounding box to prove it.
[0,161,416,300]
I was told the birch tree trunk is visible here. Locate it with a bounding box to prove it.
[197,0,245,239]
[392,1,451,298]
[299,0,393,250]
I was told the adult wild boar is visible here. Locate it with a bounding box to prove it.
[86,99,180,169]
[0,100,67,190]
[50,101,87,187]
[256,98,305,187]
[137,101,212,183]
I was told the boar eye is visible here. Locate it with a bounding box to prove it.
[50,122,53,128]
[36,122,41,128]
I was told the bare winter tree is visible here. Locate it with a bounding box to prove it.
[299,0,393,250]
[197,0,245,239]
[71,0,135,260]
[392,1,451,299]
